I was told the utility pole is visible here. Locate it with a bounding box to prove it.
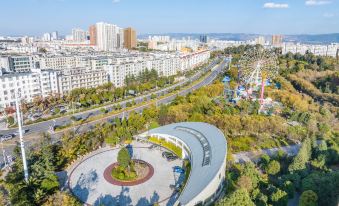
[15,91,29,182]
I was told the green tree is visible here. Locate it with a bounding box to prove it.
[217,189,255,206]
[282,180,295,199]
[288,138,312,173]
[299,190,318,206]
[117,147,131,169]
[270,189,288,206]
[301,171,339,206]
[266,160,281,175]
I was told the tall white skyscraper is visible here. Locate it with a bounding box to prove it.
[72,28,87,42]
[42,33,51,41]
[51,31,58,40]
[95,22,124,51]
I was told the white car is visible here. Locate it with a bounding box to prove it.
[1,134,14,141]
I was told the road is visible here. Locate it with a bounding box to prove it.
[0,58,229,161]
[233,144,302,163]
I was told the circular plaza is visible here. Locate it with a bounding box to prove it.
[68,122,227,206]
[68,142,183,206]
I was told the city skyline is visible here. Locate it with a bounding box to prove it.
[0,0,338,36]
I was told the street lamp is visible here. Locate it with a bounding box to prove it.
[15,91,29,182]
[1,138,7,168]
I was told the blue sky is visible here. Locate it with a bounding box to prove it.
[0,0,338,36]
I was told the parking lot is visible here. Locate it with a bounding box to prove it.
[68,142,184,206]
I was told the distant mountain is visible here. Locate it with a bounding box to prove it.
[139,33,339,44]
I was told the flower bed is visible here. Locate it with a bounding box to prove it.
[103,159,154,186]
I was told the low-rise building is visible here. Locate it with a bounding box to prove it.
[105,50,210,87]
[0,69,58,108]
[0,55,36,72]
[57,67,108,95]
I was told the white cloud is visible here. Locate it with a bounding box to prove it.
[305,0,332,6]
[112,0,120,3]
[263,2,289,9]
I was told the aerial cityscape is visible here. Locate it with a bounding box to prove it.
[0,0,338,206]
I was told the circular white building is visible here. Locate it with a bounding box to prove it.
[141,122,227,206]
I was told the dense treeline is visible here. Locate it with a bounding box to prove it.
[218,136,339,206]
[277,50,339,107]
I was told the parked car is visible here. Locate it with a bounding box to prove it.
[1,134,15,141]
[162,151,173,158]
[173,166,185,174]
[13,129,29,136]
[169,184,181,191]
[167,155,178,161]
[148,144,158,150]
[162,151,178,161]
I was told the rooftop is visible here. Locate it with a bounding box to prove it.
[146,122,227,205]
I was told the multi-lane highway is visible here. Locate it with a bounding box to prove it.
[0,58,229,161]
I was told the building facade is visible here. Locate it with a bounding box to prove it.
[89,25,97,46]
[0,69,58,108]
[96,22,124,51]
[57,67,108,95]
[72,28,87,42]
[0,56,36,73]
[272,35,283,46]
[105,50,210,87]
[124,27,137,50]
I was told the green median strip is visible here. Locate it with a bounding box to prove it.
[53,67,216,133]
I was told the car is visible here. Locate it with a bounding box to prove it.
[162,151,178,161]
[148,144,157,150]
[1,134,15,141]
[169,184,181,191]
[13,129,29,136]
[70,116,82,122]
[166,155,178,161]
[173,166,185,174]
[162,151,174,158]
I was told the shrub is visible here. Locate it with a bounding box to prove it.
[118,172,125,180]
[148,136,182,158]
[299,190,318,206]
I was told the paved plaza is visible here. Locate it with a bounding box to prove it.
[68,142,183,206]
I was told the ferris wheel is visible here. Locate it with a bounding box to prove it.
[239,47,279,103]
[239,47,279,86]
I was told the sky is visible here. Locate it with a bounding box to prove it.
[0,0,338,36]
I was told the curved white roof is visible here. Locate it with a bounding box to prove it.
[147,122,227,205]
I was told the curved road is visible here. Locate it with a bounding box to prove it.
[0,58,229,160]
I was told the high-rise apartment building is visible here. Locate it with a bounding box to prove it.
[199,35,208,43]
[95,22,123,51]
[255,36,265,45]
[72,28,87,42]
[89,25,97,46]
[51,31,58,40]
[42,33,51,41]
[124,27,137,50]
[272,35,283,46]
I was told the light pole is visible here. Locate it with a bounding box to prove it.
[1,138,7,168]
[15,91,29,182]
